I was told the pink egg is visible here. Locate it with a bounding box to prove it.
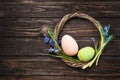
[61,35,79,56]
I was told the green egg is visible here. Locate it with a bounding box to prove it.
[77,46,95,62]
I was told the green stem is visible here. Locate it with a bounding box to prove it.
[48,31,62,50]
[95,26,105,65]
[58,53,81,62]
[82,44,105,69]
[49,52,80,63]
[95,46,104,65]
[99,28,104,47]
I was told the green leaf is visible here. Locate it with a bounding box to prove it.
[49,52,81,63]
[105,35,115,45]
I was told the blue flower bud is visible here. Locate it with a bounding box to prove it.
[48,47,59,53]
[103,25,110,33]
[102,29,105,35]
[105,34,110,43]
[53,47,59,53]
[91,37,95,42]
[49,39,55,46]
[44,36,50,43]
[48,47,54,52]
[104,25,110,35]
[103,25,111,43]
[57,40,61,45]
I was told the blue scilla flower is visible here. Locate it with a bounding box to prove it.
[44,36,50,43]
[102,25,110,36]
[105,35,110,43]
[48,47,54,52]
[49,39,55,46]
[48,47,59,53]
[91,37,95,42]
[57,40,61,45]
[54,48,59,53]
[102,29,105,35]
[103,25,110,33]
[102,25,112,43]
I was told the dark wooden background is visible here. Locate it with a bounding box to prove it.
[0,0,120,80]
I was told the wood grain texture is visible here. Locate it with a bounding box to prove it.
[0,2,119,18]
[0,0,120,80]
[0,56,119,76]
[0,18,119,37]
[0,76,120,80]
[0,37,119,56]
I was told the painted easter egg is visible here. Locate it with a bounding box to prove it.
[77,46,95,62]
[61,35,79,56]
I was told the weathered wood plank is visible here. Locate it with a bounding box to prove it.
[0,76,119,80]
[0,18,119,37]
[0,1,120,6]
[0,56,119,76]
[0,18,119,29]
[0,37,119,56]
[0,2,119,18]
[1,29,118,37]
[0,29,118,37]
[0,1,119,80]
[0,56,119,69]
[0,0,120,3]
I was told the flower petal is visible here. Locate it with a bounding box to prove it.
[105,36,109,43]
[44,36,50,43]
[53,47,59,53]
[103,25,110,34]
[57,40,61,45]
[48,47,54,52]
[101,29,105,35]
[49,39,55,46]
[91,37,95,42]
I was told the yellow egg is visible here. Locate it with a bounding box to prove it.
[61,35,79,56]
[77,46,95,62]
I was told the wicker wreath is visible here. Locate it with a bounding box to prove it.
[41,12,114,69]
